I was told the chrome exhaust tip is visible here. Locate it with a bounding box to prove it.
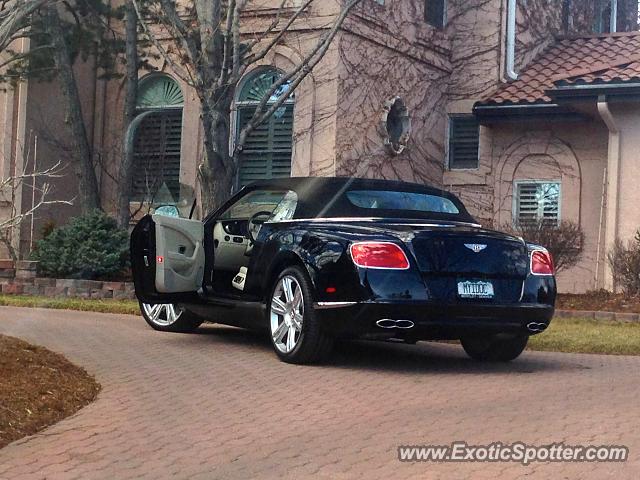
[395,320,415,329]
[376,319,415,329]
[527,322,548,333]
[376,319,397,329]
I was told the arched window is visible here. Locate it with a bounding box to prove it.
[236,68,294,186]
[131,75,184,203]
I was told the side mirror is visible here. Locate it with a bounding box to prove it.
[155,205,180,218]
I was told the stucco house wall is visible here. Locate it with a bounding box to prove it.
[475,107,640,295]
[19,62,98,248]
[445,116,611,294]
[333,4,451,185]
[610,102,640,244]
[0,0,637,297]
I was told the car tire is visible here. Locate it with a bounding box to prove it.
[460,334,529,362]
[267,266,333,364]
[139,302,203,333]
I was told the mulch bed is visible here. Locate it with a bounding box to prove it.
[557,290,640,314]
[0,335,100,448]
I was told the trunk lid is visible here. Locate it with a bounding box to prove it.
[410,229,528,278]
[408,227,529,304]
[303,220,529,303]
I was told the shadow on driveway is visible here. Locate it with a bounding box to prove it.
[192,323,585,376]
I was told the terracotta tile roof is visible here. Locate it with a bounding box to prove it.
[481,32,640,106]
[558,60,640,85]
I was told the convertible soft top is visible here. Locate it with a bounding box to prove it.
[243,176,476,223]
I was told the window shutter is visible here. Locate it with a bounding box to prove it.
[237,105,293,187]
[132,110,183,202]
[516,184,541,224]
[425,0,446,28]
[448,116,479,169]
[516,183,560,225]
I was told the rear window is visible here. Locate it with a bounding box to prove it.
[345,190,460,215]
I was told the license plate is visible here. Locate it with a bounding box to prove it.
[457,280,494,299]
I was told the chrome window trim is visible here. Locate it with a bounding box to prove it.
[313,302,359,310]
[265,217,482,228]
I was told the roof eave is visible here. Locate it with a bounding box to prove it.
[473,102,586,123]
[549,82,640,101]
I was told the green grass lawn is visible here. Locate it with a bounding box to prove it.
[0,295,639,355]
[528,317,640,355]
[0,295,139,315]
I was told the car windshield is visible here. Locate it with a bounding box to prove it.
[219,190,289,220]
[345,190,460,215]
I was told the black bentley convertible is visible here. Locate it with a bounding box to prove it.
[131,177,556,364]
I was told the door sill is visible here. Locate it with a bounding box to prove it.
[203,292,264,309]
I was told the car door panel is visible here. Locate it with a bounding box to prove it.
[130,215,204,305]
[154,214,205,293]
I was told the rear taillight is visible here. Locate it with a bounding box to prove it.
[350,242,410,270]
[530,249,554,275]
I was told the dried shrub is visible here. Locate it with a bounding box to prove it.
[502,220,585,273]
[607,232,640,295]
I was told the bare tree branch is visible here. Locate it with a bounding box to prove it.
[0,0,49,53]
[0,160,72,261]
[235,0,362,158]
[130,0,196,86]
[157,0,199,63]
[132,0,363,213]
[242,0,312,69]
[218,0,236,88]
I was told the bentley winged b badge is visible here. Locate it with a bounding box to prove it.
[464,244,488,253]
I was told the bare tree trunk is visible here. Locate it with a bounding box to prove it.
[198,97,235,215]
[46,5,101,212]
[117,0,139,227]
[0,231,18,262]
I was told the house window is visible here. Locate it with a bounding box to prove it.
[425,0,446,28]
[448,115,479,169]
[132,75,184,203]
[236,68,294,187]
[515,182,561,225]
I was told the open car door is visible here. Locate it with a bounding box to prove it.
[130,214,205,304]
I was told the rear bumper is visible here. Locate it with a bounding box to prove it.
[315,301,554,340]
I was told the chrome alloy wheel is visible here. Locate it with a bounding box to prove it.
[142,303,184,327]
[270,275,304,354]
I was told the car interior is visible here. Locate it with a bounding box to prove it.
[211,189,298,295]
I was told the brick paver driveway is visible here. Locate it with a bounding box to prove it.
[0,306,638,479]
